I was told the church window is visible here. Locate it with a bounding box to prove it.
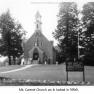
[41,42,42,46]
[34,42,37,46]
[37,24,38,29]
[37,38,39,46]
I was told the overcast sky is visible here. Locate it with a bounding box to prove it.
[0,0,92,45]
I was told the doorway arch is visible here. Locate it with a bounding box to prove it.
[33,48,39,60]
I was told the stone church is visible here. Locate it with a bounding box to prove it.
[23,12,56,64]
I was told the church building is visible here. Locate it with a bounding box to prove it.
[23,12,56,64]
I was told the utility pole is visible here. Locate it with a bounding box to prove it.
[78,30,80,60]
[78,28,85,82]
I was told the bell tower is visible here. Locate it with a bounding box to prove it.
[35,11,42,31]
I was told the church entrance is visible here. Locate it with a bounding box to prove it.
[33,52,39,60]
[33,48,39,60]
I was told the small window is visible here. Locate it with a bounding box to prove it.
[41,42,42,46]
[37,24,39,29]
[37,38,39,46]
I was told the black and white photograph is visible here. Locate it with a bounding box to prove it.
[0,0,94,90]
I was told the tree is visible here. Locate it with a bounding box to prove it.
[53,2,79,62]
[0,10,25,65]
[9,23,25,65]
[82,2,94,65]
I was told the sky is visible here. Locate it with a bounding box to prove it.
[0,0,93,46]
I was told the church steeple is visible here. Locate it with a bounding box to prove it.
[35,11,42,31]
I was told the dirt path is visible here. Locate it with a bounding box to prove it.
[0,64,37,74]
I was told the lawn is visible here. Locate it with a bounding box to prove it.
[0,65,25,72]
[0,64,94,83]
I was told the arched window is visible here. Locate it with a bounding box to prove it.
[41,42,42,46]
[37,24,38,29]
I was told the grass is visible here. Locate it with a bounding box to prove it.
[0,64,66,81]
[0,64,94,85]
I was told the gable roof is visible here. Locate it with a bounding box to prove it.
[24,30,53,58]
